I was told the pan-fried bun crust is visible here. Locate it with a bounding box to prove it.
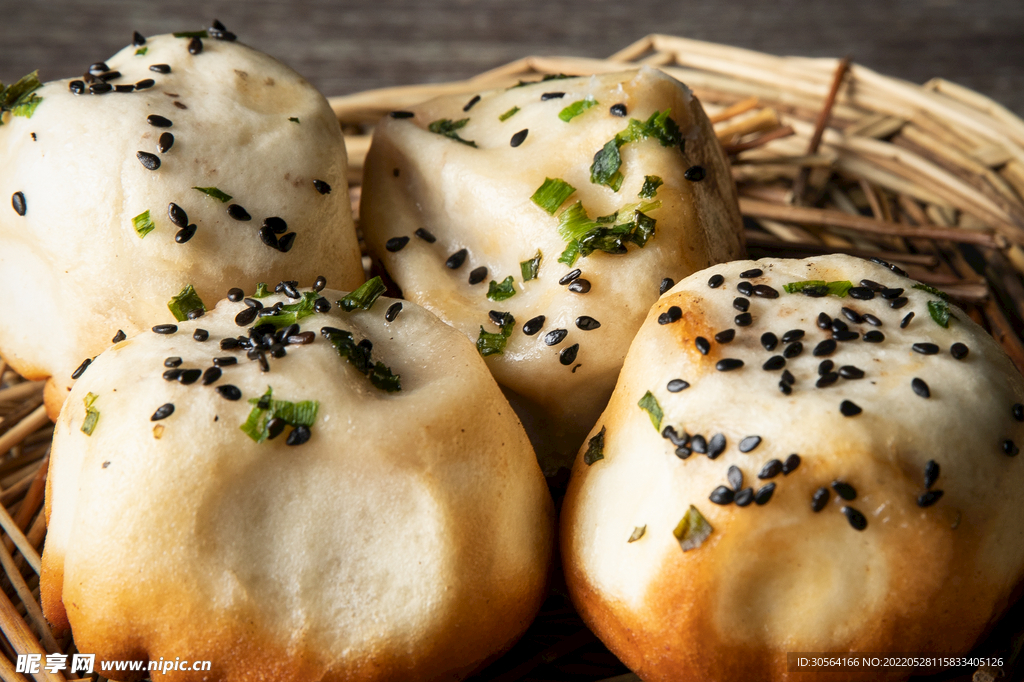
[360,67,743,471]
[43,286,553,682]
[0,33,363,419]
[562,254,1024,682]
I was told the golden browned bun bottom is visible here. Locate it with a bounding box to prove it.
[562,254,1024,682]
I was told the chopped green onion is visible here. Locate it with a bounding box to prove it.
[782,280,853,297]
[288,117,300,123]
[0,71,43,125]
[240,386,320,442]
[508,73,574,89]
[674,505,713,552]
[193,186,233,203]
[260,291,319,329]
[927,300,955,328]
[913,283,950,300]
[555,199,661,266]
[590,139,623,191]
[628,525,646,543]
[590,110,682,190]
[520,251,542,282]
[427,118,477,147]
[323,328,402,391]
[11,94,42,118]
[167,284,206,322]
[639,175,663,199]
[583,426,605,465]
[135,46,149,56]
[637,390,663,431]
[476,312,515,357]
[81,393,100,436]
[132,210,156,238]
[173,30,208,38]
[487,276,517,301]
[531,177,577,215]
[338,276,387,312]
[252,282,271,298]
[558,95,598,122]
[498,106,520,121]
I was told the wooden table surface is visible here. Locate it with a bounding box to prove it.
[3,0,1024,117]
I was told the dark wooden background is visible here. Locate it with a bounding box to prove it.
[2,0,1024,116]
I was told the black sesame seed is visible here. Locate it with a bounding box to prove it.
[445,249,468,269]
[817,312,832,330]
[151,403,175,421]
[137,151,161,170]
[740,268,763,279]
[177,368,201,385]
[762,355,786,371]
[950,343,969,360]
[540,92,565,101]
[816,372,839,388]
[662,425,688,447]
[758,459,783,479]
[707,433,726,459]
[716,358,744,371]
[287,332,315,345]
[658,306,682,325]
[462,94,481,111]
[489,310,512,326]
[734,488,754,507]
[860,279,884,291]
[150,64,171,74]
[313,179,332,195]
[385,302,402,322]
[96,70,121,82]
[136,78,155,90]
[848,287,874,300]
[917,490,944,508]
[148,114,173,128]
[112,329,127,343]
[11,192,27,216]
[69,80,86,94]
[880,287,904,299]
[407,229,435,246]
[735,312,752,327]
[389,110,414,119]
[152,324,177,335]
[156,132,174,153]
[386,236,410,252]
[800,286,828,298]
[783,454,801,474]
[733,297,750,312]
[695,336,711,355]
[911,377,930,398]
[736,281,754,296]
[660,278,675,295]
[838,365,865,380]
[227,288,244,302]
[558,269,582,285]
[912,342,939,355]
[510,129,528,147]
[1013,403,1024,422]
[753,284,779,299]
[277,232,296,252]
[675,446,692,459]
[667,379,690,392]
[202,367,222,385]
[243,298,264,310]
[755,483,776,505]
[842,506,868,530]
[761,332,778,351]
[311,275,326,292]
[523,315,545,336]
[818,360,834,375]
[863,313,883,327]
[220,338,239,351]
[708,274,724,288]
[257,351,270,372]
[863,330,884,343]
[263,217,287,235]
[690,435,707,454]
[739,435,761,453]
[266,417,286,440]
[468,266,488,285]
[185,36,202,54]
[544,329,568,346]
[227,204,251,221]
[715,329,735,343]
[168,203,188,227]
[610,103,627,117]
[576,316,601,331]
[282,282,301,299]
[164,356,183,368]
[781,329,805,343]
[835,330,860,342]
[783,341,804,358]
[270,343,287,359]
[569,279,591,294]
[90,82,113,94]
[832,319,849,333]
[840,400,862,416]
[924,460,940,489]
[813,339,837,356]
[71,357,92,380]
[684,165,707,182]
[890,296,909,309]
[133,30,146,45]
[560,344,579,365]
[781,370,795,385]
[841,307,863,324]
[727,465,744,490]
[235,306,259,326]
[812,487,830,512]
[1002,439,1019,456]
[286,425,312,446]
[710,486,735,505]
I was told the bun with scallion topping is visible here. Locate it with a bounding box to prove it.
[0,29,364,421]
[562,254,1024,682]
[360,67,744,473]
[42,276,553,682]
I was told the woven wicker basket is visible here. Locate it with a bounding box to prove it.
[2,34,1023,682]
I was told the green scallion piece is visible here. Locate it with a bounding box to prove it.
[499,106,520,121]
[81,393,100,436]
[558,95,598,122]
[173,30,209,38]
[427,118,477,147]
[167,284,206,322]
[637,390,663,431]
[193,186,233,203]
[639,175,663,199]
[520,251,542,282]
[476,312,515,357]
[240,386,321,442]
[132,210,156,238]
[531,177,577,215]
[323,329,402,391]
[583,426,606,465]
[927,299,954,328]
[338,276,387,312]
[487,276,516,301]
[674,505,713,552]
[135,47,149,56]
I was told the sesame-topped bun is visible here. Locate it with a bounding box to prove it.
[360,67,743,472]
[561,254,1024,682]
[42,277,553,681]
[0,27,363,420]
